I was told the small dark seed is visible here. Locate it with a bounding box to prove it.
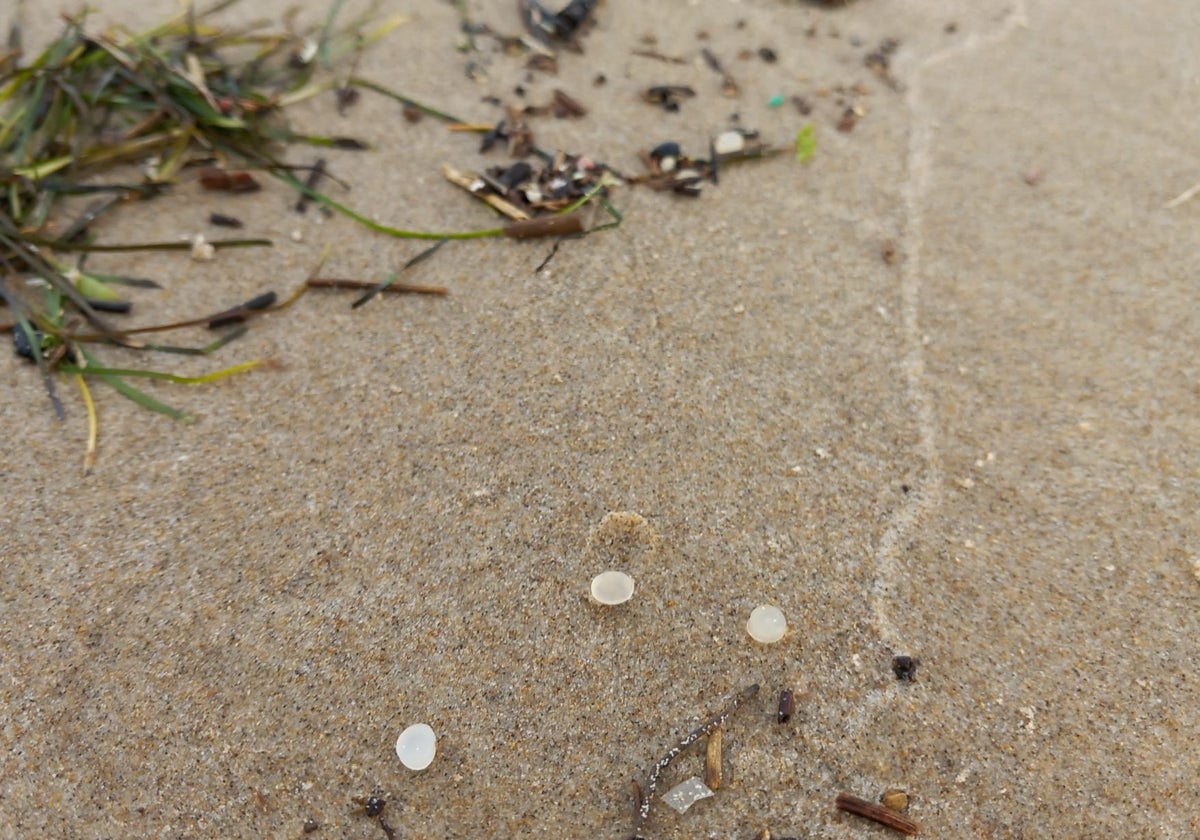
[777,688,794,724]
[892,655,919,682]
[208,212,244,228]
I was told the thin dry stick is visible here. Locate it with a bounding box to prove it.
[442,164,530,220]
[1164,179,1200,209]
[835,792,921,835]
[628,683,759,840]
[307,278,447,295]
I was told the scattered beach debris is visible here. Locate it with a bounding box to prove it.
[641,84,697,112]
[662,777,714,814]
[450,152,615,217]
[701,47,739,98]
[891,655,920,682]
[3,0,819,469]
[590,571,635,605]
[627,683,759,839]
[746,605,788,644]
[395,723,437,771]
[864,38,902,90]
[519,0,599,51]
[777,689,794,724]
[835,791,921,835]
[631,132,779,197]
[353,789,398,840]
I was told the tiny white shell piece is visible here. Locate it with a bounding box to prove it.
[746,605,787,644]
[590,571,635,605]
[713,130,746,156]
[395,723,437,771]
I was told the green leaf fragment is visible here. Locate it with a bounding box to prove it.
[795,123,816,164]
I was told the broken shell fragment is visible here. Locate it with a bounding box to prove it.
[590,571,635,605]
[746,605,787,643]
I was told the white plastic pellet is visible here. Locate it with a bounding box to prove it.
[395,723,437,771]
[746,604,787,644]
[590,571,635,605]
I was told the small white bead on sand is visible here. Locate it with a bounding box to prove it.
[746,605,787,644]
[590,571,634,605]
[395,723,436,771]
[662,777,714,813]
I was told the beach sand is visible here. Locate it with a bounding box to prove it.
[3,0,1198,836]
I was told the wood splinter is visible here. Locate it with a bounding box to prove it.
[835,791,921,835]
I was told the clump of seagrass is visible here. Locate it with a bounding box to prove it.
[0,1,406,464]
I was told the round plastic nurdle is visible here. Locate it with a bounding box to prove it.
[590,571,635,605]
[746,605,787,644]
[395,723,437,771]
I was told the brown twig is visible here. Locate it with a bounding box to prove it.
[835,792,921,835]
[306,278,448,296]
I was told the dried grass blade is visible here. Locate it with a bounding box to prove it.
[73,371,98,471]
[62,357,265,384]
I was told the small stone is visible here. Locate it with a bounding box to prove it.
[746,605,787,643]
[590,571,634,605]
[662,776,713,813]
[395,723,436,770]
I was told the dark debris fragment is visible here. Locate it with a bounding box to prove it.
[519,0,598,51]
[476,151,614,214]
[641,84,696,112]
[892,655,920,682]
[633,131,774,197]
[864,37,902,90]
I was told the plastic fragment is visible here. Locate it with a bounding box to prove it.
[662,777,714,813]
